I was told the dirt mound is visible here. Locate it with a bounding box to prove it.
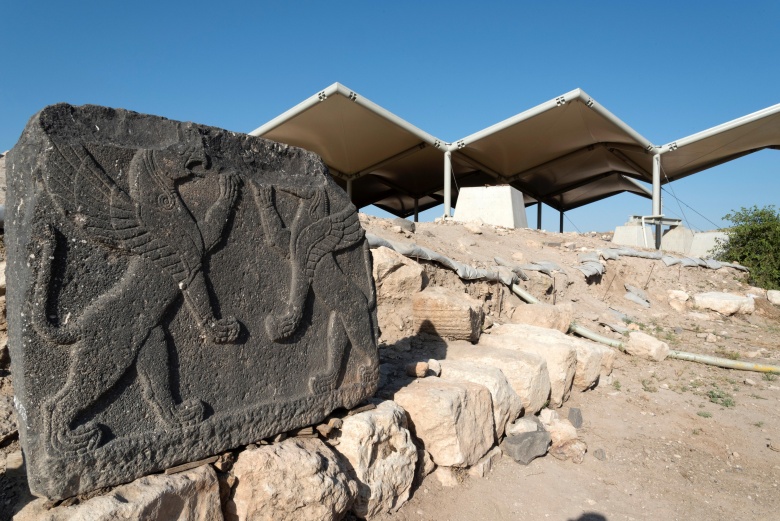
[362,215,780,521]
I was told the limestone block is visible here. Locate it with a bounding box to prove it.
[545,418,578,447]
[626,332,670,362]
[6,104,379,499]
[392,377,494,468]
[444,340,550,414]
[469,446,503,478]
[509,302,573,333]
[766,290,780,306]
[405,361,428,378]
[371,246,424,300]
[228,438,357,521]
[331,400,417,519]
[692,292,755,316]
[506,417,541,436]
[549,439,587,464]
[572,340,604,391]
[412,286,484,342]
[594,343,617,377]
[15,465,221,521]
[482,324,577,407]
[439,359,524,438]
[538,408,558,426]
[668,289,690,312]
[391,217,415,233]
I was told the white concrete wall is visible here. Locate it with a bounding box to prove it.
[689,231,728,258]
[453,186,528,228]
[660,226,694,255]
[612,223,654,248]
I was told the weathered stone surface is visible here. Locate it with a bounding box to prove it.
[0,394,17,444]
[392,377,494,467]
[506,417,541,436]
[371,246,424,300]
[412,286,484,342]
[227,438,357,521]
[549,439,587,464]
[439,359,523,439]
[667,289,690,312]
[626,332,670,362]
[767,290,780,306]
[481,324,576,407]
[0,260,6,294]
[501,431,551,465]
[572,339,607,390]
[469,446,502,478]
[405,361,429,378]
[509,302,573,333]
[543,418,578,447]
[692,292,755,316]
[391,217,415,233]
[417,447,436,480]
[538,407,558,425]
[432,467,459,487]
[567,407,583,429]
[444,340,550,415]
[592,342,616,377]
[331,400,417,519]
[15,465,221,521]
[6,104,379,499]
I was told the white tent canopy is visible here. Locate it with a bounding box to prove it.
[250,82,778,235]
[658,103,780,181]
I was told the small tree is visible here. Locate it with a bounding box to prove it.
[712,205,780,290]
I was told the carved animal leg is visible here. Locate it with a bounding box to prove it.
[182,270,240,344]
[308,311,348,395]
[47,339,137,454]
[136,326,204,428]
[312,257,379,389]
[265,268,306,342]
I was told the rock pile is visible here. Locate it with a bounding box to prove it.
[13,228,613,520]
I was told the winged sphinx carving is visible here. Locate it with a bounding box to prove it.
[252,182,379,394]
[31,134,240,453]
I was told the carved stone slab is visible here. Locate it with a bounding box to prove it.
[6,104,379,499]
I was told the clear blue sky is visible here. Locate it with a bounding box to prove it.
[2,1,778,232]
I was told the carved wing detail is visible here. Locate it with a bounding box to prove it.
[44,142,192,283]
[45,142,144,247]
[296,202,364,280]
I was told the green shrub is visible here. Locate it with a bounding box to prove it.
[711,205,780,290]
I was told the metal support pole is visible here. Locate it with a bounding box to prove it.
[559,210,564,233]
[536,202,542,230]
[414,198,419,222]
[652,154,662,249]
[443,151,452,218]
[346,179,353,200]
